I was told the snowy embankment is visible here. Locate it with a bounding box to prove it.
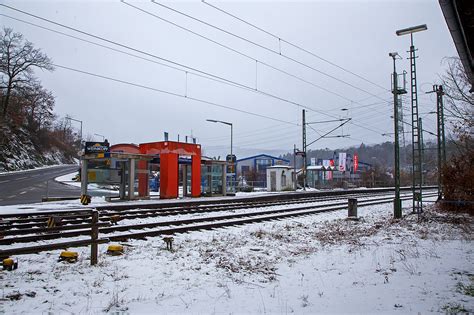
[0,127,76,172]
[1,199,472,314]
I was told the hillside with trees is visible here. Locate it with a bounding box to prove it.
[281,140,442,186]
[0,27,79,171]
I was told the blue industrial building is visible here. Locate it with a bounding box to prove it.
[236,154,290,187]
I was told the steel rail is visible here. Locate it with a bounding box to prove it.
[1,188,425,228]
[108,193,437,241]
[0,190,416,232]
[0,192,437,246]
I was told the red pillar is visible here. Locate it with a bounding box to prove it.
[137,160,148,197]
[160,153,179,199]
[191,154,201,197]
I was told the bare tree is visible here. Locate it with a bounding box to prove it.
[0,27,54,119]
[19,80,55,133]
[440,57,473,208]
[441,57,473,136]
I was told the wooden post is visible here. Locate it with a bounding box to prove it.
[91,210,98,265]
[81,158,88,197]
[222,163,227,196]
[128,158,136,200]
[348,198,358,218]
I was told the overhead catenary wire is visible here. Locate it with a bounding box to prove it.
[200,0,389,91]
[8,3,431,140]
[146,1,390,102]
[1,5,438,153]
[179,2,439,136]
[0,16,393,146]
[307,119,352,148]
[120,2,398,137]
[123,2,412,138]
[1,4,397,138]
[202,108,330,142]
[52,63,298,125]
[0,4,348,122]
[122,1,355,103]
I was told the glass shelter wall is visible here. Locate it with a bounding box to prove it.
[201,163,225,196]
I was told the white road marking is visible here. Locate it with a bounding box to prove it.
[7,195,17,199]
[16,176,28,180]
[19,191,27,195]
[0,180,10,184]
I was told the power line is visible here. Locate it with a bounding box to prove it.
[194,2,440,138]
[0,14,190,75]
[146,1,390,101]
[128,2,416,137]
[201,0,388,91]
[52,63,297,125]
[0,14,388,142]
[0,4,343,120]
[122,1,355,103]
[307,119,352,147]
[1,4,398,139]
[201,121,291,141]
[121,2,400,137]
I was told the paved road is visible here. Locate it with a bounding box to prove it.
[0,165,83,206]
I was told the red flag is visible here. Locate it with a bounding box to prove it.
[354,154,359,172]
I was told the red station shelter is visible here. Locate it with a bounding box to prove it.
[110,141,201,199]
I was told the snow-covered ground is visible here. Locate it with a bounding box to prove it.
[1,198,472,314]
[54,171,81,188]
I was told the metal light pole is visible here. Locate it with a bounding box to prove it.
[206,119,234,190]
[94,133,105,141]
[66,115,83,149]
[390,52,403,218]
[396,24,427,214]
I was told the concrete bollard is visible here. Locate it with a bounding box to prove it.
[348,198,358,218]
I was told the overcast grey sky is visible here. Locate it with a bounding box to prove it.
[0,0,457,158]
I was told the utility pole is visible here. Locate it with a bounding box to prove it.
[427,84,447,199]
[302,109,307,190]
[435,85,446,199]
[413,117,425,213]
[396,24,427,214]
[409,34,423,214]
[293,144,297,190]
[390,52,404,218]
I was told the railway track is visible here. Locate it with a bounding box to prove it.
[0,187,429,229]
[0,189,438,248]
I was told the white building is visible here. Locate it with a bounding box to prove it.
[266,165,295,192]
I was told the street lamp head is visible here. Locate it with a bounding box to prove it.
[389,52,399,58]
[396,24,427,36]
[94,133,105,141]
[206,119,232,126]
